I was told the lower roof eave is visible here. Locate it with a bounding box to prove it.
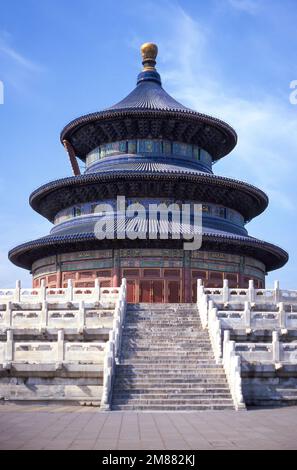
[8,231,288,273]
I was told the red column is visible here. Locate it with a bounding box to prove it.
[184,267,192,303]
[112,267,120,287]
[56,270,62,288]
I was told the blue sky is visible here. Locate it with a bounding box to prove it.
[0,0,296,288]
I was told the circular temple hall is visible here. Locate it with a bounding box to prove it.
[9,43,288,303]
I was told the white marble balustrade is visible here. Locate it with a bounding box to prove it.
[0,279,121,304]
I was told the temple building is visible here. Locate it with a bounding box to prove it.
[9,43,288,303]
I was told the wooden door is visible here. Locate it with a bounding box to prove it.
[152,280,164,303]
[139,280,151,303]
[168,281,180,303]
[127,280,136,303]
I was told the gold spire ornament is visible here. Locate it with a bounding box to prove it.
[141,42,158,71]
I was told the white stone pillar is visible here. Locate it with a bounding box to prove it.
[5,329,13,363]
[40,279,46,302]
[14,280,21,302]
[272,330,280,363]
[94,278,100,301]
[278,302,286,329]
[79,300,85,331]
[223,279,229,303]
[244,301,251,329]
[274,280,280,303]
[5,301,13,328]
[67,279,73,302]
[40,301,48,330]
[57,329,65,363]
[223,329,230,360]
[248,280,255,303]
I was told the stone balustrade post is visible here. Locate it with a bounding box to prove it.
[78,300,85,331]
[5,329,13,363]
[223,329,230,359]
[197,279,203,300]
[244,301,251,329]
[272,330,280,363]
[274,280,280,303]
[57,329,65,363]
[278,302,286,329]
[197,279,203,289]
[67,279,73,302]
[40,301,48,329]
[223,279,229,303]
[248,280,255,303]
[94,278,100,301]
[5,301,12,328]
[40,279,46,302]
[14,280,21,302]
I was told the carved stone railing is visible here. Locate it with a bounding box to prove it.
[0,302,115,332]
[235,332,297,365]
[223,331,245,410]
[0,279,122,304]
[1,328,106,370]
[197,278,297,410]
[203,280,297,305]
[216,302,297,332]
[100,278,127,411]
[197,279,297,333]
[197,279,245,410]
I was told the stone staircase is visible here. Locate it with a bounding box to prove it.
[111,303,234,410]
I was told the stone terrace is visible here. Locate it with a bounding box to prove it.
[0,403,296,450]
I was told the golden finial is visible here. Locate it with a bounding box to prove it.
[141,42,158,71]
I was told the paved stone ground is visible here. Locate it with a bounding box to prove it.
[0,403,296,450]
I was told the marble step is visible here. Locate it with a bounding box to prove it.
[116,368,225,373]
[114,379,229,393]
[119,359,217,365]
[115,376,227,381]
[112,397,233,405]
[111,404,234,411]
[112,392,231,399]
[112,386,230,393]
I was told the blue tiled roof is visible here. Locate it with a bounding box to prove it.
[107,77,192,113]
[85,156,211,176]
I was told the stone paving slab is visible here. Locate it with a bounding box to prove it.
[0,403,296,450]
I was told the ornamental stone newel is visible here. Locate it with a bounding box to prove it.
[40,279,46,302]
[57,329,65,365]
[248,280,255,303]
[278,302,286,330]
[244,301,251,330]
[67,279,73,302]
[5,329,13,366]
[94,278,100,301]
[40,300,48,330]
[5,301,12,328]
[272,330,280,363]
[274,280,280,303]
[78,300,85,332]
[223,279,229,303]
[14,280,21,302]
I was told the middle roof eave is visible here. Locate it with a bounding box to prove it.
[29,170,268,223]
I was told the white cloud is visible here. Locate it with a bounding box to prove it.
[0,33,42,72]
[227,0,260,15]
[152,3,297,212]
